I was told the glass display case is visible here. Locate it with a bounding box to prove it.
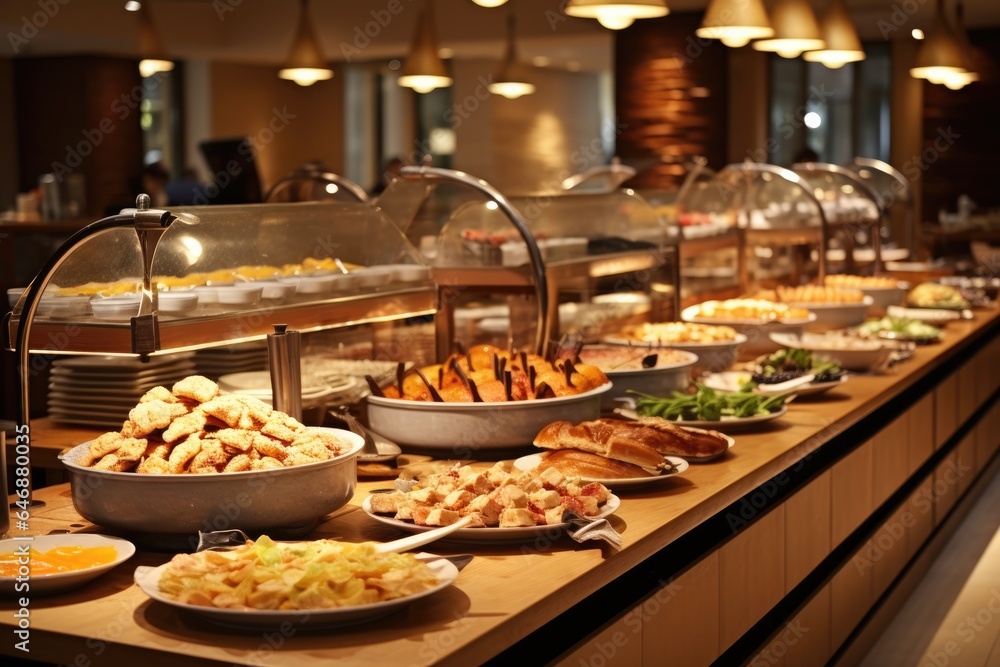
[5,200,435,357]
[844,157,914,260]
[713,162,831,293]
[376,166,679,356]
[264,167,369,204]
[791,162,886,274]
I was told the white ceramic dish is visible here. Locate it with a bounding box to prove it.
[886,305,963,327]
[788,296,874,331]
[513,453,689,490]
[134,555,459,628]
[8,289,92,318]
[701,371,848,397]
[769,332,892,372]
[578,347,697,409]
[858,284,908,314]
[59,428,364,541]
[681,304,816,356]
[215,284,263,306]
[192,285,219,304]
[0,534,135,595]
[614,404,787,431]
[361,493,620,544]
[157,291,199,315]
[253,281,297,304]
[601,334,748,373]
[90,295,141,321]
[366,384,612,451]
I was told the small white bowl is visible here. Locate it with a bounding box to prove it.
[293,275,337,294]
[254,281,297,304]
[391,264,432,282]
[351,267,394,288]
[91,295,141,321]
[789,296,874,332]
[216,284,263,306]
[193,285,219,304]
[157,291,199,315]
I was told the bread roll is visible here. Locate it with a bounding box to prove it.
[533,420,667,469]
[534,417,728,462]
[538,449,656,480]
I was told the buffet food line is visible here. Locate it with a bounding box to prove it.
[2,307,997,667]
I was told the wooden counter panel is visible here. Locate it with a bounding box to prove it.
[0,309,995,666]
[719,506,786,651]
[905,478,936,563]
[639,553,720,667]
[935,374,959,450]
[831,439,874,546]
[830,541,875,650]
[933,451,962,525]
[908,393,936,475]
[872,415,909,509]
[753,586,831,667]
[784,471,831,592]
[871,504,913,598]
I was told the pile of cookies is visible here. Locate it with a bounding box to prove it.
[80,375,350,474]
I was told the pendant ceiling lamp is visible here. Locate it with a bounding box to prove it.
[564,0,669,31]
[471,0,508,6]
[136,2,174,78]
[488,14,536,99]
[695,0,773,48]
[803,0,865,68]
[398,0,453,94]
[751,0,825,59]
[278,0,333,86]
[942,1,979,90]
[909,0,967,84]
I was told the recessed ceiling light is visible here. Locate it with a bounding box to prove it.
[125,1,141,11]
[912,28,925,40]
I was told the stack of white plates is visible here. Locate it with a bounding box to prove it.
[47,353,197,428]
[193,343,268,380]
[217,371,356,408]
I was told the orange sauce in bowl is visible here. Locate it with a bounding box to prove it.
[0,545,118,576]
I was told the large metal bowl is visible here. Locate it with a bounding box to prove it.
[60,428,363,549]
[576,347,698,409]
[366,384,611,456]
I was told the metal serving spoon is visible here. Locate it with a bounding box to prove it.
[330,407,402,463]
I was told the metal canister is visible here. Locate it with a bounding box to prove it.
[267,324,302,420]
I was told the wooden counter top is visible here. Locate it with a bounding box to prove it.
[2,307,998,667]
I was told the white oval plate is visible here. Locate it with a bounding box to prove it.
[362,494,620,544]
[701,371,848,397]
[615,405,788,431]
[134,556,458,629]
[512,453,689,490]
[0,534,135,595]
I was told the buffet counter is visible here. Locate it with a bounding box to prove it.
[2,308,999,667]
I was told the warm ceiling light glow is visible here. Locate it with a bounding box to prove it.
[803,0,865,68]
[136,3,173,77]
[399,0,453,93]
[696,0,773,47]
[752,0,825,58]
[438,47,454,58]
[124,1,141,11]
[909,0,967,84]
[912,28,925,40]
[324,183,339,194]
[471,0,509,6]
[278,0,333,86]
[564,0,669,31]
[942,1,979,90]
[488,14,536,99]
[532,56,551,67]
[804,112,822,128]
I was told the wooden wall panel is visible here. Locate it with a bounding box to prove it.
[921,29,1000,227]
[615,12,728,190]
[785,471,830,592]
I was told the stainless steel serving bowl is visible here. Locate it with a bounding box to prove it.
[59,428,363,549]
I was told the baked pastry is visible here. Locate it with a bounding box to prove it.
[537,449,656,480]
[535,417,729,462]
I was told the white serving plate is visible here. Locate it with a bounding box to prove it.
[886,305,963,327]
[601,334,748,374]
[134,555,458,628]
[857,284,908,313]
[614,404,788,431]
[787,296,874,331]
[701,371,848,397]
[366,384,612,451]
[769,332,892,372]
[681,305,816,356]
[53,353,194,372]
[361,494,620,544]
[0,534,135,595]
[513,453,689,490]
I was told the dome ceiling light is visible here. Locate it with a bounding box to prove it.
[564,0,669,31]
[488,14,536,99]
[136,2,174,78]
[695,0,773,48]
[277,0,333,86]
[803,0,865,69]
[910,0,968,84]
[751,0,826,59]
[398,0,453,94]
